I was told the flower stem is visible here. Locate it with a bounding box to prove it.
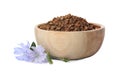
[47,52,53,64]
[61,58,70,62]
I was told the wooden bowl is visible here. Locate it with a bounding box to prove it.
[35,23,105,59]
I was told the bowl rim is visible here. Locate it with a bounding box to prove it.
[35,23,105,32]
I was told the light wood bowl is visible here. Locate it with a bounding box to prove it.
[35,23,105,59]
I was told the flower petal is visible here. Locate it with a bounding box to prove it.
[18,41,30,48]
[33,45,45,53]
[14,47,25,55]
[16,55,34,62]
[33,56,47,63]
[37,45,45,52]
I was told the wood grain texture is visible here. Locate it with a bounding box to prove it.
[35,23,105,59]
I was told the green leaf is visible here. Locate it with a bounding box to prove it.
[47,52,53,64]
[30,42,36,50]
[61,58,70,62]
[31,42,36,47]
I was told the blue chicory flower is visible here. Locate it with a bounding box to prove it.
[14,41,48,63]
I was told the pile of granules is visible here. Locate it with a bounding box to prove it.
[38,14,100,31]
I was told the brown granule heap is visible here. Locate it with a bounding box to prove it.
[38,14,100,31]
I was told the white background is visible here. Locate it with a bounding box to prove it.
[0,0,120,78]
